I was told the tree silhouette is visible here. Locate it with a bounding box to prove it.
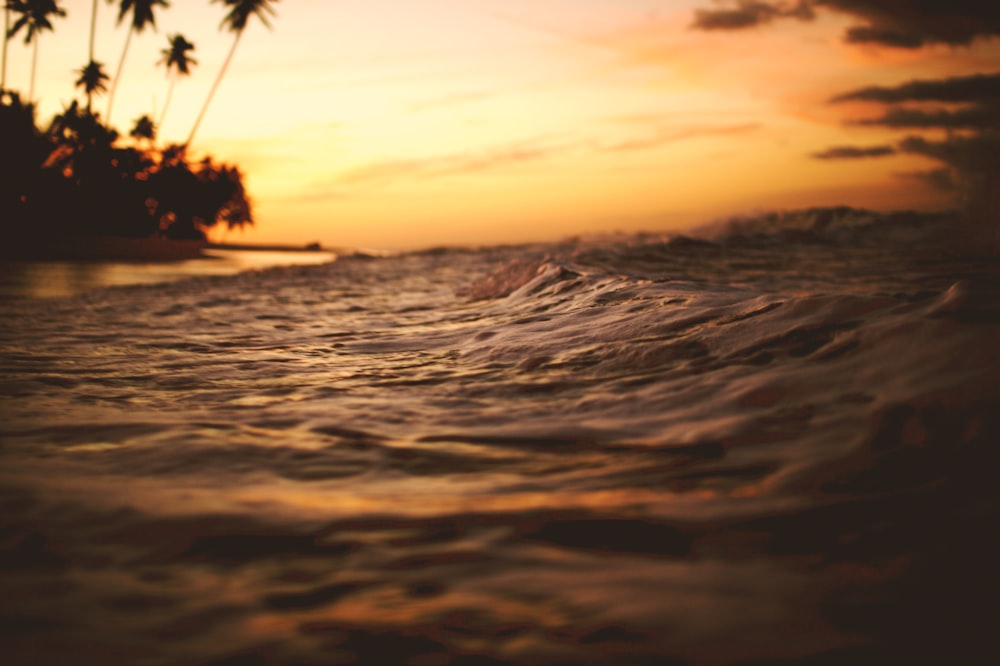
[87,0,98,62]
[106,0,169,125]
[186,0,277,146]
[1,1,256,250]
[6,0,67,102]
[75,59,109,114]
[3,97,253,246]
[2,2,11,91]
[130,112,155,146]
[157,32,195,129]
[0,90,47,232]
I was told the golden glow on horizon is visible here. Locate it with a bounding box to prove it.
[9,0,995,249]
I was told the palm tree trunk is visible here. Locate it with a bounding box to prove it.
[186,30,242,147]
[158,73,176,128]
[2,8,9,92]
[106,28,133,124]
[89,0,98,61]
[28,38,38,103]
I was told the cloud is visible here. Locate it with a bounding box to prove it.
[827,72,1000,133]
[829,72,1000,104]
[691,1,1000,49]
[896,167,960,192]
[691,1,782,30]
[898,133,1000,174]
[307,136,576,198]
[826,73,1000,164]
[842,25,925,49]
[812,132,1000,211]
[691,1,814,31]
[690,3,1000,217]
[811,133,1000,171]
[600,123,762,153]
[813,73,1000,205]
[853,106,1000,130]
[899,132,1000,217]
[832,1,1000,48]
[811,144,896,159]
[825,71,1000,173]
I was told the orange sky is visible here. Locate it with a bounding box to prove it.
[7,0,998,249]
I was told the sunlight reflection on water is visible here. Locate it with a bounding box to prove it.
[0,249,336,299]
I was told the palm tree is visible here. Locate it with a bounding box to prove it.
[186,0,277,146]
[157,33,195,129]
[7,0,67,103]
[47,98,117,150]
[2,2,11,92]
[106,0,169,125]
[130,112,155,146]
[87,0,98,61]
[75,59,109,114]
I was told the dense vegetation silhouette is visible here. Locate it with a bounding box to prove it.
[0,0,273,255]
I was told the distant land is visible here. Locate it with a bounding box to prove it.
[207,241,328,253]
[0,236,334,264]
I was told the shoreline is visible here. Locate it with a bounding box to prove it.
[207,241,329,253]
[0,236,209,263]
[0,237,337,264]
[0,241,338,300]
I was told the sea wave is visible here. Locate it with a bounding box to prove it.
[1,211,999,664]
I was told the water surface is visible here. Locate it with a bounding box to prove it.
[0,248,335,299]
[1,210,999,665]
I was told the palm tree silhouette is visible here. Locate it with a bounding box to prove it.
[2,2,11,92]
[106,0,169,125]
[130,112,155,146]
[76,59,109,114]
[157,33,195,130]
[87,0,99,62]
[186,0,277,146]
[7,0,67,103]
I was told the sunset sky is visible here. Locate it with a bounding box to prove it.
[6,0,999,249]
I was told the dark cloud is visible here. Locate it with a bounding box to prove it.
[692,3,1000,218]
[896,167,960,192]
[828,72,1000,133]
[830,72,1000,104]
[898,132,1000,214]
[809,134,1000,175]
[692,1,813,30]
[824,73,1000,212]
[853,106,1000,130]
[898,133,1000,173]
[691,1,1000,49]
[843,25,925,49]
[691,1,782,30]
[811,133,1000,213]
[831,0,1000,48]
[826,74,1000,165]
[811,144,896,159]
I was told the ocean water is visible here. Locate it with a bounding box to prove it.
[0,248,337,300]
[1,209,999,665]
